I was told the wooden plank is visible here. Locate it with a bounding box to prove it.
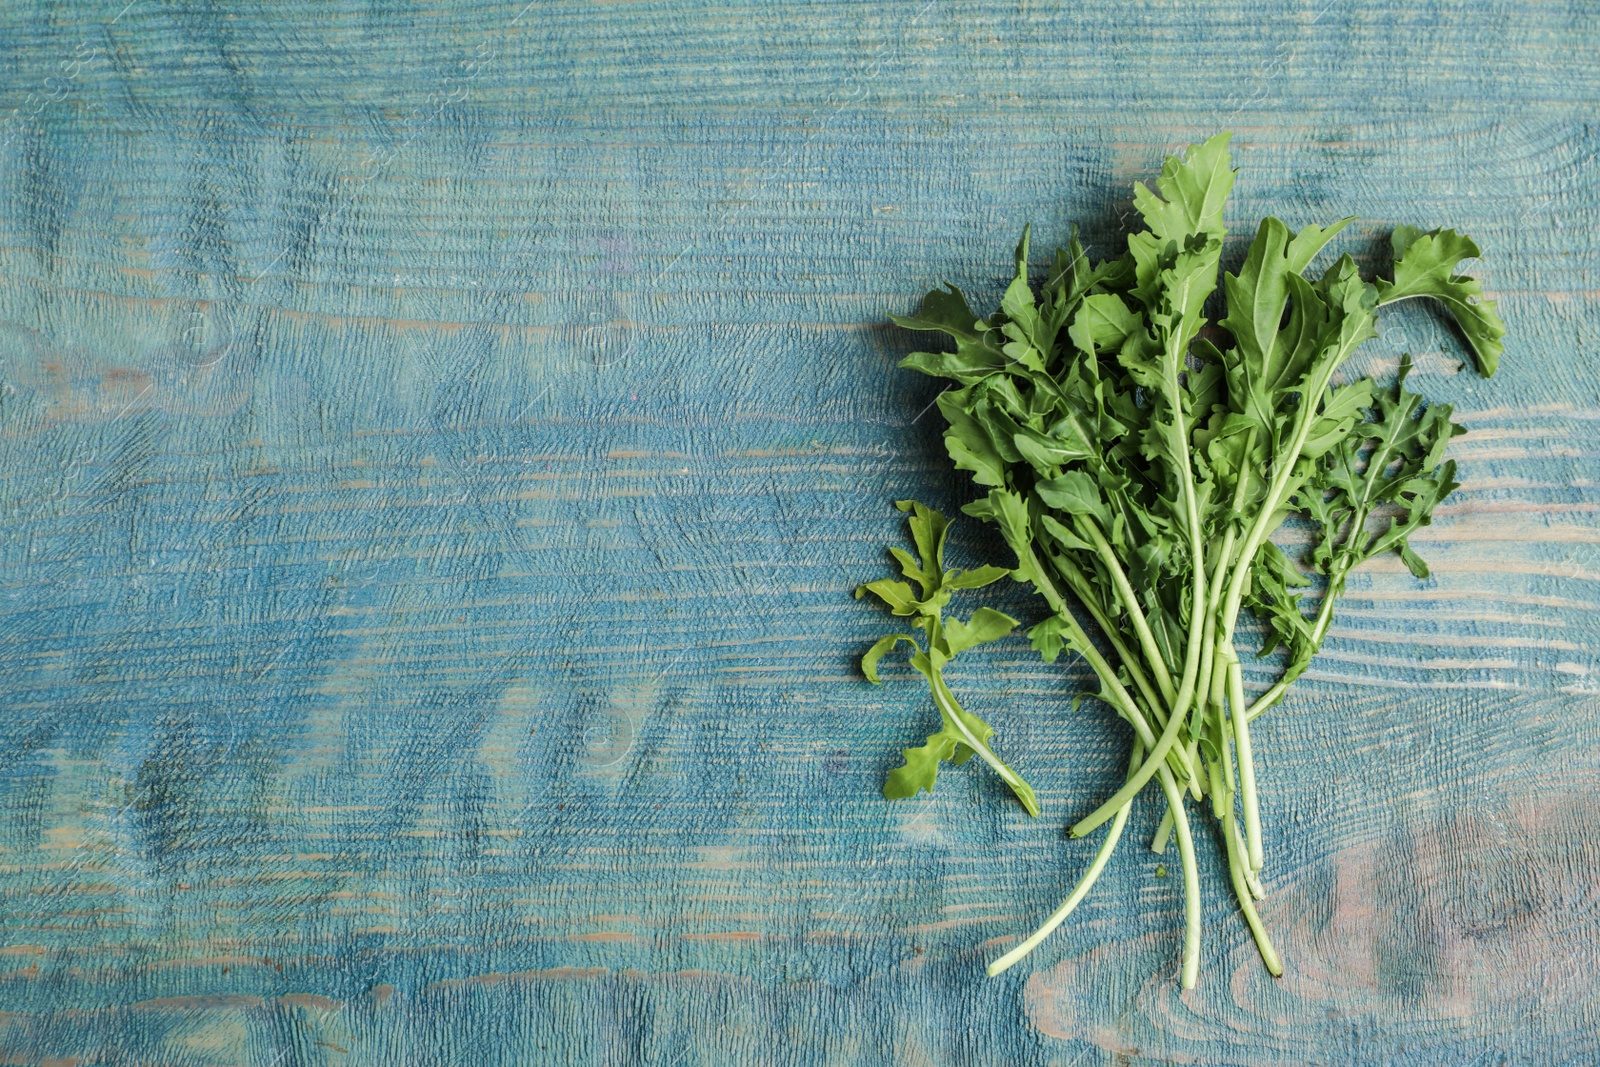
[0,1,1596,1063]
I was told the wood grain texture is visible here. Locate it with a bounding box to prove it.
[0,1,1597,1063]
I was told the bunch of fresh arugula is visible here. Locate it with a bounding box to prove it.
[855,132,1504,987]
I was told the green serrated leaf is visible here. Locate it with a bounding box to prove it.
[882,728,961,800]
[942,564,1012,590]
[881,680,1035,816]
[898,346,1007,384]
[856,578,920,616]
[1301,378,1375,462]
[1033,471,1112,529]
[1014,425,1095,472]
[1321,377,1375,423]
[862,633,920,684]
[1131,131,1235,244]
[1068,293,1142,356]
[1376,228,1507,376]
[889,284,983,340]
[1039,514,1094,553]
[1399,543,1431,580]
[936,389,1008,487]
[1027,616,1064,663]
[895,499,950,576]
[1001,225,1044,346]
[1256,539,1310,589]
[960,496,996,522]
[983,489,1039,580]
[943,607,1020,655]
[1246,540,1315,663]
[1219,216,1294,375]
[1027,614,1086,664]
[1285,216,1355,274]
[888,546,931,598]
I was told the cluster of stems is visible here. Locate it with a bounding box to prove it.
[987,484,1288,984]
[979,268,1462,984]
[987,337,1372,984]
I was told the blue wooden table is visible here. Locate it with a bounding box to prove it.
[1,2,1597,1064]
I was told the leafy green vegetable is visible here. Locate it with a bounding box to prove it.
[1376,227,1507,375]
[858,132,1505,989]
[856,500,1037,816]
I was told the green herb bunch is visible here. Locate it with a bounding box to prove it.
[855,132,1504,987]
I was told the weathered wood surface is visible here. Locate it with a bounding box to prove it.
[1,1,1597,1063]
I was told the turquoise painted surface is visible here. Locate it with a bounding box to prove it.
[1,1,1597,1063]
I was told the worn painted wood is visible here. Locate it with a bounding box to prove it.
[0,1,1597,1063]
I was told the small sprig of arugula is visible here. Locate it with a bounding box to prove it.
[855,132,1504,988]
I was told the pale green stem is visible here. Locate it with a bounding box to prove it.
[929,672,1039,818]
[1059,611,1197,786]
[1205,427,1258,642]
[1232,816,1266,900]
[1162,341,1209,749]
[1081,518,1177,706]
[1195,606,1219,731]
[1194,431,1257,770]
[1023,549,1196,784]
[1216,684,1237,797]
[1071,680,1192,837]
[1209,697,1279,972]
[1159,762,1201,989]
[1223,807,1282,975]
[1021,541,1201,986]
[1151,803,1175,854]
[1226,654,1264,873]
[1058,532,1199,796]
[1243,679,1288,724]
[1214,365,1346,885]
[1206,721,1229,818]
[1310,589,1338,653]
[1183,738,1205,801]
[1048,550,1168,731]
[987,740,1145,977]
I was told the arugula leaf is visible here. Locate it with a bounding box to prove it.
[884,675,1037,816]
[1033,471,1111,528]
[1027,614,1075,664]
[889,283,983,339]
[1069,293,1144,356]
[895,498,949,578]
[883,724,972,800]
[1298,354,1465,596]
[862,633,919,685]
[936,388,1009,486]
[893,285,1010,384]
[1285,216,1355,273]
[1376,227,1508,375]
[1245,540,1314,667]
[944,607,1019,655]
[855,501,1037,814]
[1131,131,1234,245]
[942,564,1012,590]
[982,487,1042,584]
